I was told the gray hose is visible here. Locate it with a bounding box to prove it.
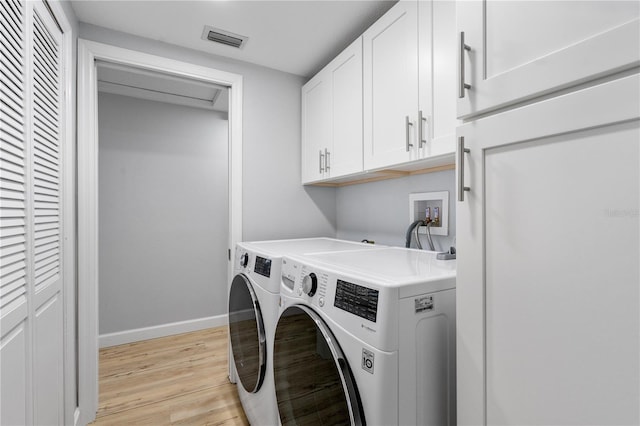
[414,223,422,249]
[425,222,436,251]
[405,220,424,248]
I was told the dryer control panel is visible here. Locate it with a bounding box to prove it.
[235,248,251,271]
[254,256,272,278]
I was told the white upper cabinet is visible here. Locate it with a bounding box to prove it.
[419,0,457,159]
[363,1,419,169]
[301,38,363,184]
[457,0,640,118]
[301,72,330,183]
[328,38,364,178]
[303,0,457,184]
[363,0,457,171]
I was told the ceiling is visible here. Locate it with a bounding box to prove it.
[71,0,398,78]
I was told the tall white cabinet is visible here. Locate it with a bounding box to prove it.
[1,0,67,424]
[456,2,640,425]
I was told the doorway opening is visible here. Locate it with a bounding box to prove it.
[96,62,230,347]
[77,39,243,425]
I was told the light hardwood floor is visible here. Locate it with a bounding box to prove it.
[91,327,249,425]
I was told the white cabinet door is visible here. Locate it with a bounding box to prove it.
[418,0,456,159]
[328,37,362,178]
[364,0,419,169]
[456,74,639,426]
[302,37,363,183]
[301,72,330,184]
[1,1,65,424]
[457,0,640,118]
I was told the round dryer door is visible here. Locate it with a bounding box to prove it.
[274,305,364,426]
[229,274,266,393]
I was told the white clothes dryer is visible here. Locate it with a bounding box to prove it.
[274,247,457,426]
[228,238,382,425]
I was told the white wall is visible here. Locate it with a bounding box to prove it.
[336,170,457,250]
[80,23,337,243]
[98,93,229,334]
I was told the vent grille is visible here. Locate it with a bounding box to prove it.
[201,26,247,49]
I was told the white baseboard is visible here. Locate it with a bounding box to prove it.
[99,314,228,348]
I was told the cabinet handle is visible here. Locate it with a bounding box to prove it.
[319,150,325,173]
[405,116,414,152]
[325,148,330,171]
[418,110,428,148]
[457,136,471,202]
[458,32,471,99]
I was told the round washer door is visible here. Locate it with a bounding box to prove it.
[229,273,266,393]
[274,305,365,426]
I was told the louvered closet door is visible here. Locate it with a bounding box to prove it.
[30,2,64,424]
[1,0,29,424]
[1,0,64,424]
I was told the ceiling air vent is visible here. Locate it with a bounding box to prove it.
[201,25,247,49]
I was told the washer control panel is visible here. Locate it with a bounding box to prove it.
[334,279,379,322]
[281,258,297,290]
[301,273,318,296]
[280,256,390,349]
[301,265,329,305]
[282,258,330,307]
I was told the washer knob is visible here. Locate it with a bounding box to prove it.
[301,273,318,297]
[240,253,249,268]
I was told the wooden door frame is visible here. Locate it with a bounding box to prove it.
[76,39,243,425]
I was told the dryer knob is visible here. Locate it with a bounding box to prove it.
[302,273,318,297]
[240,253,249,268]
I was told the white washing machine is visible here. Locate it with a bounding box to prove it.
[228,238,383,425]
[274,247,457,426]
